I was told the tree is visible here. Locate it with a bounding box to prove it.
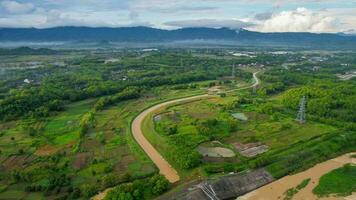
[101,173,119,188]
[167,125,178,135]
[219,93,226,98]
[81,184,98,198]
[79,111,95,137]
[149,175,170,195]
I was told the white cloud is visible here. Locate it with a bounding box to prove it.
[0,8,150,28]
[0,0,354,33]
[251,7,340,33]
[1,1,34,14]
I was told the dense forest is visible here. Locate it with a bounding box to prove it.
[0,52,251,121]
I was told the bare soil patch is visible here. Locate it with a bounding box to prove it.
[114,155,136,172]
[245,112,270,121]
[155,111,181,122]
[154,114,162,122]
[72,152,91,170]
[234,142,269,157]
[0,121,16,130]
[208,86,223,94]
[188,111,216,119]
[232,113,248,121]
[198,146,236,158]
[202,156,238,163]
[173,168,273,200]
[34,145,60,156]
[81,138,101,151]
[1,155,35,171]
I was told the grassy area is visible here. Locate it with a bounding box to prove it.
[0,82,208,199]
[313,164,356,197]
[234,117,336,149]
[143,82,341,179]
[283,178,310,200]
[263,131,356,179]
[43,99,95,146]
[140,95,213,180]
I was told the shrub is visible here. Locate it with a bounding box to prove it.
[101,173,120,188]
[149,174,170,195]
[313,164,356,197]
[104,174,170,200]
[81,184,98,198]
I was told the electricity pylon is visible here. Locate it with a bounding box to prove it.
[296,96,307,124]
[232,64,236,78]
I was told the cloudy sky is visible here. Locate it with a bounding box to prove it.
[0,0,355,33]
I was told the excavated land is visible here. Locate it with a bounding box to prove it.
[161,169,274,200]
[234,142,269,158]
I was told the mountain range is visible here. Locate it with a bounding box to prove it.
[1,26,356,49]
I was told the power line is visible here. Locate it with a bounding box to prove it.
[197,182,219,200]
[296,96,307,124]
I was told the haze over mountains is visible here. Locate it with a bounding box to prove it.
[1,26,356,49]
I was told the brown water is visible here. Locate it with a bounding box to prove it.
[237,153,356,200]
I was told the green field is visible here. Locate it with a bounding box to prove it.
[1,49,355,199]
[283,178,311,200]
[146,88,338,173]
[313,164,356,197]
[0,76,213,199]
[43,99,95,146]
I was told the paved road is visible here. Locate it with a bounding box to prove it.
[131,72,260,183]
[228,71,260,92]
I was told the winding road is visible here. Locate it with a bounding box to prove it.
[131,72,260,183]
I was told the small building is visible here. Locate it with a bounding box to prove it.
[232,113,248,121]
[208,86,223,95]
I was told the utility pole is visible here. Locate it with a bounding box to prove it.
[296,96,307,124]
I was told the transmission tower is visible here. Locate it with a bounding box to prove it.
[252,85,257,94]
[232,64,236,78]
[296,96,307,124]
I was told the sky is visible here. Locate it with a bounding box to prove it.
[0,0,355,33]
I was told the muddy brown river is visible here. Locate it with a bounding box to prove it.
[237,153,356,200]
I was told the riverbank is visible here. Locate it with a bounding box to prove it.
[237,152,356,200]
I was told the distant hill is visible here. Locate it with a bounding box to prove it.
[0,26,237,42]
[1,26,356,49]
[0,47,57,55]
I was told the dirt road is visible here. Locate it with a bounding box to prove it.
[131,72,260,183]
[92,72,260,199]
[132,95,209,183]
[237,152,356,200]
[228,71,260,93]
